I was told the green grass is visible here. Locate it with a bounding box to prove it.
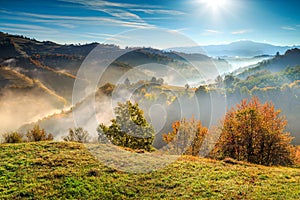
[1,142,300,199]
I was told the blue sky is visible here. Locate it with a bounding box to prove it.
[1,0,300,46]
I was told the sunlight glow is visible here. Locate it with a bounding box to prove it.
[201,0,227,10]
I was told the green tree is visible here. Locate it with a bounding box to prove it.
[224,75,235,88]
[64,127,89,143]
[215,75,223,87]
[2,132,24,143]
[213,97,295,166]
[97,101,155,151]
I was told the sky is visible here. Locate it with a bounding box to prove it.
[1,0,300,47]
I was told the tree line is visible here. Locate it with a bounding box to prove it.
[1,97,297,166]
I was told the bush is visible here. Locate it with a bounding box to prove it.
[163,117,208,156]
[26,125,53,142]
[97,101,154,151]
[2,132,24,143]
[64,127,89,143]
[213,97,295,166]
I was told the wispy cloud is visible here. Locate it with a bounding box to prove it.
[58,0,150,23]
[231,29,252,35]
[58,0,184,23]
[129,9,185,15]
[281,26,296,31]
[0,10,155,29]
[202,29,222,35]
[59,0,160,9]
[85,32,131,41]
[0,23,59,34]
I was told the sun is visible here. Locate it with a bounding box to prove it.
[202,0,227,10]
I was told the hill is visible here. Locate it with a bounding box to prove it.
[236,48,300,79]
[169,40,300,57]
[0,32,232,133]
[0,141,299,199]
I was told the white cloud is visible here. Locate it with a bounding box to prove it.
[202,29,222,35]
[281,26,296,31]
[0,10,155,29]
[58,0,184,22]
[231,29,252,35]
[129,9,185,15]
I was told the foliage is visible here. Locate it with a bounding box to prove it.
[234,65,300,91]
[163,117,208,156]
[2,132,24,143]
[99,82,116,96]
[26,125,53,142]
[97,101,155,151]
[213,97,295,166]
[63,127,89,143]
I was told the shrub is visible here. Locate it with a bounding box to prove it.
[213,97,295,166]
[64,127,89,143]
[163,117,208,156]
[97,101,154,151]
[26,125,53,142]
[2,132,24,143]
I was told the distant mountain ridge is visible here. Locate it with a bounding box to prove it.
[169,40,300,57]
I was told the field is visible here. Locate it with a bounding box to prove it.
[1,142,300,199]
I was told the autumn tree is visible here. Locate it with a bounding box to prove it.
[97,101,155,151]
[2,132,24,143]
[26,125,53,142]
[64,127,89,143]
[163,117,208,156]
[213,97,295,166]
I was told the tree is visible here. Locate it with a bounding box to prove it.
[224,75,235,88]
[185,83,190,91]
[150,76,157,83]
[124,78,131,87]
[157,78,164,85]
[2,132,24,143]
[26,125,53,142]
[163,117,208,156]
[97,101,155,151]
[213,97,295,166]
[100,82,116,96]
[215,75,223,87]
[64,127,89,143]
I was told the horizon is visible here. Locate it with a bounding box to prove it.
[1,0,300,47]
[2,31,300,48]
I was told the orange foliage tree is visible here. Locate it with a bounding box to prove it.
[213,97,295,166]
[163,117,208,156]
[26,125,53,142]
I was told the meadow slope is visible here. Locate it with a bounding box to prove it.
[1,142,300,199]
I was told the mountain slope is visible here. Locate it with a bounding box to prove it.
[237,48,300,79]
[169,40,300,57]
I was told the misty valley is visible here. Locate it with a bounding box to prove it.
[1,32,300,144]
[1,31,300,199]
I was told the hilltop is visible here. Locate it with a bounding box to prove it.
[0,141,300,199]
[169,40,300,57]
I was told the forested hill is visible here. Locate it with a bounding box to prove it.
[237,48,300,79]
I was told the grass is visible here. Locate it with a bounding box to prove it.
[1,141,300,199]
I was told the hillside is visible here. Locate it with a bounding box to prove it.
[0,32,232,133]
[0,141,299,199]
[169,40,300,57]
[236,48,300,79]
